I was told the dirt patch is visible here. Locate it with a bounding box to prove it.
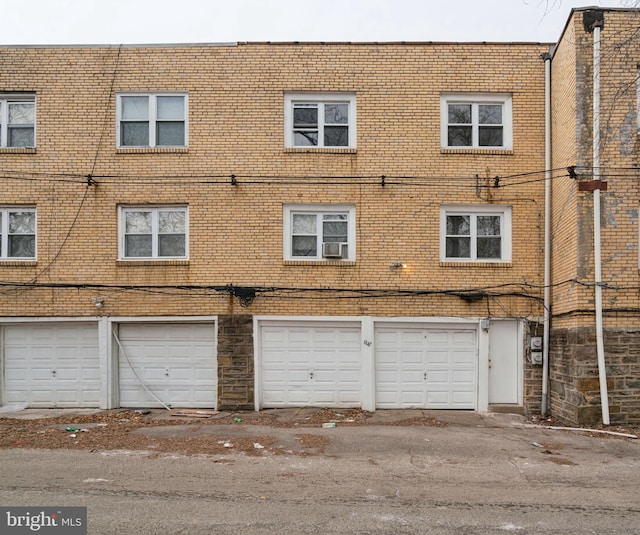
[292,408,370,426]
[296,434,330,454]
[0,411,299,457]
[544,456,578,466]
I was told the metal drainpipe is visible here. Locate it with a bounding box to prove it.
[541,51,552,417]
[592,22,610,425]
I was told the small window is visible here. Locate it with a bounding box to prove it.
[440,205,511,262]
[285,93,356,148]
[116,94,187,148]
[120,206,188,259]
[284,204,356,261]
[0,95,36,148]
[0,208,36,259]
[441,94,512,150]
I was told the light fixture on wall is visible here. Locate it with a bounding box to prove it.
[91,297,105,308]
[389,262,407,271]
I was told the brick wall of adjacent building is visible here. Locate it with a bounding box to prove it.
[549,9,640,425]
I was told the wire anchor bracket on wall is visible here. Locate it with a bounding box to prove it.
[86,174,96,186]
[230,174,238,186]
[380,175,386,187]
[227,284,256,307]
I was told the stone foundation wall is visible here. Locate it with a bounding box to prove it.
[549,326,640,426]
[217,315,254,410]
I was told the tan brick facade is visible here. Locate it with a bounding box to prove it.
[0,42,548,319]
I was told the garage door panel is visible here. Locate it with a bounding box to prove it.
[426,331,449,344]
[375,325,477,410]
[401,390,424,404]
[3,323,100,408]
[401,370,423,383]
[426,392,450,405]
[453,392,475,405]
[260,322,362,408]
[453,331,476,344]
[376,350,400,366]
[453,351,475,364]
[426,351,449,364]
[376,369,400,384]
[453,370,475,383]
[262,350,286,364]
[118,323,216,409]
[426,370,449,383]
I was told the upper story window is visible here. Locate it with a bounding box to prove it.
[119,206,188,259]
[285,93,356,148]
[440,205,512,262]
[0,95,36,148]
[441,93,512,150]
[116,93,187,148]
[0,208,36,259]
[284,204,356,261]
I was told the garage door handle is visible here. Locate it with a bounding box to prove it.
[51,370,56,377]
[423,372,427,380]
[309,372,314,379]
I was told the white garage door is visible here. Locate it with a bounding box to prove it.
[260,322,362,408]
[375,324,477,409]
[117,323,217,409]
[3,322,100,408]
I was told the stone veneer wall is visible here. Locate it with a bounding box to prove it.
[549,326,640,426]
[217,315,254,410]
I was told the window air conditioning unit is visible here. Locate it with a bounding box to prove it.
[322,242,347,258]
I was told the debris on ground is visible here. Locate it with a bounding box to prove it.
[173,409,219,418]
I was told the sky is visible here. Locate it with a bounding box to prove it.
[0,0,629,46]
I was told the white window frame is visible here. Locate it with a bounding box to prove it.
[440,205,512,262]
[0,207,36,260]
[119,206,188,260]
[284,92,356,149]
[440,93,512,150]
[283,204,356,261]
[116,93,188,148]
[0,94,36,148]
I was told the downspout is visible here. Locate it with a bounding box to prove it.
[541,51,552,417]
[591,19,610,425]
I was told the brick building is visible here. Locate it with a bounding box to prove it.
[0,7,638,425]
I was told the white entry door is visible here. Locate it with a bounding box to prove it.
[488,319,521,404]
[117,323,217,408]
[375,324,477,409]
[260,321,362,408]
[3,322,100,408]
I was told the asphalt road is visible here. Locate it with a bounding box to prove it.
[1,415,639,534]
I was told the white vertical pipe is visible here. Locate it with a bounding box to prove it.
[541,52,552,417]
[592,23,610,425]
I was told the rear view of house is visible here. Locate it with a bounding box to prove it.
[1,6,639,426]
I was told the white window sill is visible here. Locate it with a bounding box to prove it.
[116,147,189,154]
[440,147,513,155]
[284,147,357,154]
[440,261,512,268]
[117,259,189,266]
[0,147,37,154]
[283,260,356,266]
[0,260,37,266]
